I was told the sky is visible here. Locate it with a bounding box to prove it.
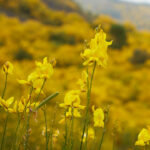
[121,0,150,3]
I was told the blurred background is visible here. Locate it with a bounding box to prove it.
[0,0,150,149]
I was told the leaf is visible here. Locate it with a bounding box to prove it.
[35,92,59,110]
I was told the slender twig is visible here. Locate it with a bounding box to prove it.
[80,62,96,150]
[24,86,33,150]
[50,110,56,150]
[0,73,8,150]
[11,113,21,150]
[98,110,109,150]
[112,140,115,150]
[2,73,8,99]
[64,109,68,150]
[43,107,49,150]
[85,118,89,150]
[70,106,74,150]
[24,78,46,150]
[98,129,105,150]
[0,112,8,150]
[36,79,46,102]
[15,114,21,150]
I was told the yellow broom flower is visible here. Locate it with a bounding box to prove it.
[0,97,14,112]
[9,96,39,113]
[135,127,150,146]
[59,107,82,124]
[18,71,39,86]
[92,105,104,128]
[35,57,53,79]
[18,57,53,87]
[59,90,85,109]
[2,61,13,75]
[81,27,112,67]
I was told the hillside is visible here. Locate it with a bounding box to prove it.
[42,0,82,12]
[74,0,150,30]
[1,1,150,149]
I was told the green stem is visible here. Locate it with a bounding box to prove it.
[0,74,8,150]
[70,107,74,150]
[98,111,109,150]
[0,112,8,150]
[98,129,105,150]
[89,62,96,94]
[85,118,89,150]
[112,140,115,150]
[24,110,30,150]
[80,62,96,150]
[2,73,8,99]
[24,78,46,150]
[24,87,33,150]
[36,79,46,102]
[50,111,56,150]
[14,114,21,150]
[64,109,68,150]
[43,107,48,150]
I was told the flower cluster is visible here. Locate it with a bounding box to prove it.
[9,96,39,113]
[0,57,54,113]
[18,57,53,94]
[81,27,112,67]
[59,90,85,123]
[0,97,14,112]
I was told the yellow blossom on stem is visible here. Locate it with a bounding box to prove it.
[18,71,39,86]
[2,61,13,75]
[66,107,81,118]
[9,96,39,113]
[135,127,150,146]
[33,79,45,94]
[59,90,85,109]
[81,27,112,67]
[35,57,53,79]
[92,105,104,128]
[59,107,82,124]
[18,57,53,88]
[0,97,14,112]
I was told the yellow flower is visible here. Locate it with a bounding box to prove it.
[33,79,44,94]
[9,96,39,113]
[18,57,53,87]
[59,90,85,109]
[135,127,150,146]
[66,107,81,118]
[18,70,39,86]
[35,57,53,79]
[77,71,88,92]
[18,72,44,95]
[92,106,104,128]
[2,61,13,75]
[81,28,112,67]
[0,97,14,112]
[59,107,82,124]
[83,127,95,142]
